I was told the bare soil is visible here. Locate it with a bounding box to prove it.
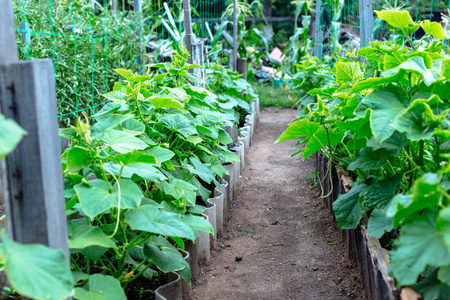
[192,108,365,300]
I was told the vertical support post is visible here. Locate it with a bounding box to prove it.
[237,58,247,80]
[232,0,238,71]
[359,0,373,48]
[111,0,117,13]
[192,42,205,88]
[314,0,323,59]
[134,0,143,68]
[1,1,70,261]
[90,0,95,12]
[183,0,193,64]
[0,0,18,63]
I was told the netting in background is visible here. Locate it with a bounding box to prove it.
[13,0,226,127]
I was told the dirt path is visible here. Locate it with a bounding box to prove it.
[192,108,365,300]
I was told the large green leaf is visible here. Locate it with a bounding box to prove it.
[180,214,214,235]
[159,114,198,137]
[187,157,216,184]
[68,223,116,250]
[356,85,408,145]
[91,115,131,135]
[348,147,393,172]
[387,173,442,227]
[412,269,450,300]
[75,179,143,219]
[367,207,394,239]
[158,179,198,205]
[125,206,196,241]
[275,119,320,143]
[103,162,167,182]
[74,274,126,300]
[375,10,415,29]
[349,70,406,94]
[111,149,157,165]
[390,209,450,286]
[148,96,186,110]
[0,114,26,159]
[144,146,175,165]
[2,232,74,300]
[143,243,185,272]
[420,20,446,40]
[65,146,94,172]
[360,175,402,211]
[333,183,367,229]
[303,128,345,159]
[335,62,364,84]
[102,130,148,154]
[382,57,443,86]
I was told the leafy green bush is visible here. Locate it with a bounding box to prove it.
[278,9,450,298]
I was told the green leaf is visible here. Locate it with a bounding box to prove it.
[375,10,415,29]
[303,128,345,159]
[387,173,442,227]
[348,147,392,172]
[121,118,145,136]
[208,155,227,177]
[421,20,446,39]
[143,146,175,165]
[2,232,74,300]
[102,130,148,154]
[275,119,320,143]
[143,244,185,272]
[68,222,116,250]
[114,69,132,81]
[158,179,198,205]
[349,70,406,94]
[103,162,166,182]
[74,274,126,300]
[382,57,443,86]
[65,147,94,172]
[91,115,132,134]
[0,114,26,159]
[335,62,364,84]
[412,269,450,300]
[361,175,402,211]
[75,179,143,219]
[356,85,408,145]
[180,214,214,235]
[333,183,367,229]
[148,96,186,110]
[367,207,394,238]
[188,157,216,184]
[125,206,196,240]
[159,114,198,138]
[162,87,191,103]
[390,209,450,286]
[111,149,157,165]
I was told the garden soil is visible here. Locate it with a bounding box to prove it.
[192,108,365,300]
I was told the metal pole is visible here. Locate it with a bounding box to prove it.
[183,0,193,64]
[232,0,238,71]
[359,0,373,48]
[314,0,323,59]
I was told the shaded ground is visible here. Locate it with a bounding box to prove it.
[192,108,365,300]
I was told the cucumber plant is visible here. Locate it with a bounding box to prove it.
[278,9,450,298]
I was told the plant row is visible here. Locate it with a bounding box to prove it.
[0,46,257,300]
[278,9,450,299]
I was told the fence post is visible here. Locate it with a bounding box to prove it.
[0,0,70,260]
[134,0,144,68]
[359,0,373,48]
[232,0,238,71]
[314,0,323,59]
[111,0,117,13]
[192,42,205,88]
[183,0,193,64]
[237,58,247,80]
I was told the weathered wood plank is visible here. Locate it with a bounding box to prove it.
[0,59,69,259]
[183,0,193,65]
[232,0,238,71]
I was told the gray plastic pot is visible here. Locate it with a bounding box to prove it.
[209,188,224,238]
[197,213,211,266]
[184,238,199,282]
[224,165,234,204]
[219,178,230,222]
[155,250,190,300]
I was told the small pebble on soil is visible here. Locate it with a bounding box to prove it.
[235,255,243,261]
